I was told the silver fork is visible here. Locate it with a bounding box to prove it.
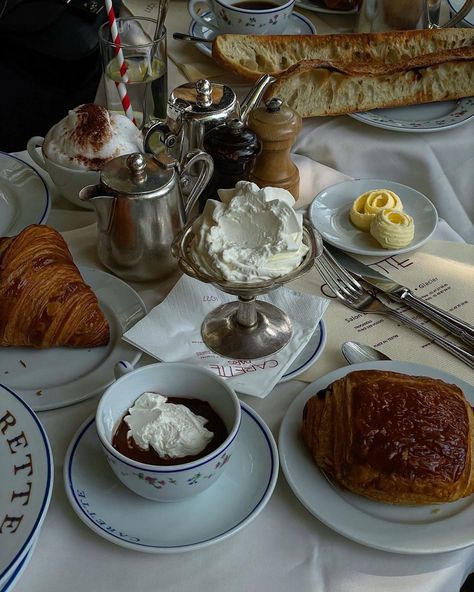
[315,247,474,369]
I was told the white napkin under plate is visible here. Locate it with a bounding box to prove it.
[123,275,329,397]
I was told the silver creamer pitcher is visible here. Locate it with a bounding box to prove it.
[79,150,213,282]
[357,0,473,32]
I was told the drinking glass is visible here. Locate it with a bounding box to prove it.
[98,16,168,128]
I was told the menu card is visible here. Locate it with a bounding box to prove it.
[289,240,474,384]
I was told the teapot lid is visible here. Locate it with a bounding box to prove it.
[100,153,174,196]
[169,79,236,116]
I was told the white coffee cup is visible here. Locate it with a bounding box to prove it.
[27,136,100,211]
[188,0,295,35]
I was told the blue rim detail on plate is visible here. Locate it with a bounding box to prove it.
[349,97,474,132]
[0,540,35,592]
[0,385,53,584]
[64,402,278,552]
[281,320,326,381]
[447,0,474,26]
[0,151,51,227]
[189,10,316,57]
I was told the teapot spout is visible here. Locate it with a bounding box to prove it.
[239,74,276,123]
[79,184,115,231]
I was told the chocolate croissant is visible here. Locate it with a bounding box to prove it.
[0,225,110,348]
[302,370,474,505]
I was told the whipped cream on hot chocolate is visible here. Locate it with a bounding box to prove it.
[43,104,141,171]
[124,392,214,460]
[190,181,308,283]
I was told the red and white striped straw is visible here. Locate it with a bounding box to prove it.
[104,0,136,125]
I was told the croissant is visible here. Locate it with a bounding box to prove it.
[0,225,110,348]
[302,370,474,505]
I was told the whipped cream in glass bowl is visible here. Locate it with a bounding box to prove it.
[172,181,321,359]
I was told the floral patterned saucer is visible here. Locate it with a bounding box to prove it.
[349,97,474,133]
[63,402,278,553]
[190,10,316,58]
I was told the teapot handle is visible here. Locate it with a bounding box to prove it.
[142,118,178,153]
[180,150,214,220]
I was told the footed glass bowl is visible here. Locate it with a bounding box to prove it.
[172,219,322,359]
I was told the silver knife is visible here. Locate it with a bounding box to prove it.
[328,246,474,349]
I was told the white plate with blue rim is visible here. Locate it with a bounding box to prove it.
[448,0,474,26]
[280,320,326,382]
[279,360,474,554]
[295,0,357,14]
[64,401,278,553]
[0,267,146,412]
[308,178,438,256]
[0,536,37,592]
[189,9,316,58]
[0,385,53,589]
[349,97,474,132]
[0,152,50,237]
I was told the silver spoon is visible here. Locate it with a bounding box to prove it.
[342,341,391,365]
[173,32,212,43]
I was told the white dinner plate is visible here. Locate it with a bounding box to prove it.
[448,0,474,26]
[64,402,278,553]
[0,152,50,236]
[189,10,316,57]
[0,537,36,592]
[349,98,474,132]
[295,0,357,14]
[0,267,146,412]
[308,178,438,256]
[0,385,53,588]
[279,360,474,555]
[280,320,326,382]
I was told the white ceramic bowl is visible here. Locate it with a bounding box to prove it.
[27,136,99,210]
[96,362,241,502]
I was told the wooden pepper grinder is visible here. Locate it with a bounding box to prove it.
[247,97,302,199]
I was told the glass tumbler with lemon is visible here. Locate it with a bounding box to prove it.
[99,16,167,129]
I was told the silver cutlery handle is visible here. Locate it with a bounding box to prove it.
[389,309,474,369]
[172,32,212,43]
[401,290,474,349]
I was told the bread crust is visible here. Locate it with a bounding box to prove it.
[302,370,474,505]
[265,47,474,116]
[212,28,474,80]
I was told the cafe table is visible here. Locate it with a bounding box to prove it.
[8,2,474,591]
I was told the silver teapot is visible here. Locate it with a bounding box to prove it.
[79,150,213,282]
[142,74,274,161]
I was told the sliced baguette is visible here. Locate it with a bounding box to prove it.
[213,28,474,80]
[264,47,474,117]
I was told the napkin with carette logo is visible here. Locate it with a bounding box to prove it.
[122,274,329,397]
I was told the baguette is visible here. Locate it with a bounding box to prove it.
[212,28,474,80]
[264,47,474,117]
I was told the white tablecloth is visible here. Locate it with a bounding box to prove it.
[9,2,474,589]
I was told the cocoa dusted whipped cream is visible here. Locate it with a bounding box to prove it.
[43,104,142,171]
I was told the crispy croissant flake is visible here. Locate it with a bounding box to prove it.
[302,370,474,505]
[0,225,110,348]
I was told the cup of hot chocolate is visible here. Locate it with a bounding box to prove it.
[188,0,295,35]
[96,362,241,502]
[27,104,142,210]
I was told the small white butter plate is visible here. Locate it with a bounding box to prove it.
[64,402,278,553]
[308,178,438,257]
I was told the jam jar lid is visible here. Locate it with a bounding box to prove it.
[100,153,174,197]
[169,79,237,115]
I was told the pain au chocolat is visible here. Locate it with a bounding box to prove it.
[302,370,474,505]
[0,225,109,348]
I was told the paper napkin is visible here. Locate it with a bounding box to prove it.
[123,275,329,397]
